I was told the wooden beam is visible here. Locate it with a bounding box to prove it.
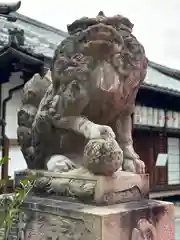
[0,180,13,194]
[9,138,18,146]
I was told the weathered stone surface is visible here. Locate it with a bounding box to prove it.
[15,169,149,205]
[19,197,174,240]
[17,11,148,175]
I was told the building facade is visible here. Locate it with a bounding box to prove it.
[133,62,180,197]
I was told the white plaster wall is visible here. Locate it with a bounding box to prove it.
[0,146,27,179]
[8,146,27,178]
[1,72,27,178]
[2,72,23,139]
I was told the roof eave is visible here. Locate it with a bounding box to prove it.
[148,60,180,81]
[141,82,180,97]
[12,12,68,37]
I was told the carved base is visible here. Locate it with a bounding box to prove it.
[15,168,149,205]
[17,197,174,240]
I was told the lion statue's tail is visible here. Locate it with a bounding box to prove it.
[17,71,51,169]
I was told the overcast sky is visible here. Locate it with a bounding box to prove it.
[5,0,180,69]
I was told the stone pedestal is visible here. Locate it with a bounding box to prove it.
[20,196,174,240]
[13,170,174,239]
[15,169,149,205]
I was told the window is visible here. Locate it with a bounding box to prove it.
[168,138,180,185]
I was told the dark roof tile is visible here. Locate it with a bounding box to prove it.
[0,12,66,58]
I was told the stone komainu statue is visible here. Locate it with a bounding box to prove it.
[17,12,148,176]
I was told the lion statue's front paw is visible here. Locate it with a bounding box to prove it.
[96,124,116,139]
[123,158,145,174]
[46,155,76,172]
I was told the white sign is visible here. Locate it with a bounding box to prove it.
[155,153,168,167]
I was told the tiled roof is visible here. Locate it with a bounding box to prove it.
[143,66,180,95]
[148,61,180,80]
[0,12,67,59]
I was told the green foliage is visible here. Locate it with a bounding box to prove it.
[0,156,35,239]
[0,156,8,166]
